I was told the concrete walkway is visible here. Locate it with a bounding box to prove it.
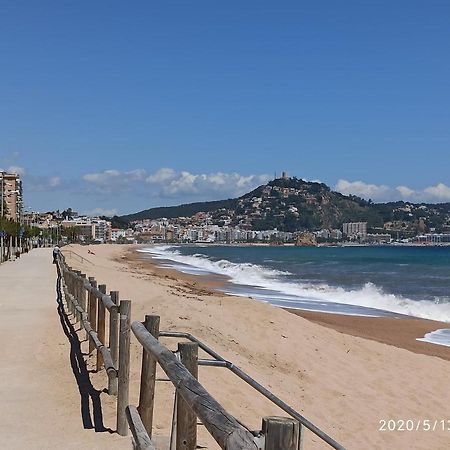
[0,249,127,449]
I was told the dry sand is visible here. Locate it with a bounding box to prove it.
[63,243,450,450]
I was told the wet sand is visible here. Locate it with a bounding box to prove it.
[289,310,450,361]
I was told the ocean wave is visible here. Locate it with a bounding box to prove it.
[139,246,450,322]
[417,329,450,347]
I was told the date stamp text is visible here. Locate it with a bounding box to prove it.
[379,419,450,432]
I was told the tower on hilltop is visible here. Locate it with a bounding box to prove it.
[274,171,289,180]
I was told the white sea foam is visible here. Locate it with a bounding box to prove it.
[139,246,450,322]
[417,329,450,347]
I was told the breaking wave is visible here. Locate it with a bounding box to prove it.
[139,246,450,322]
[417,329,450,347]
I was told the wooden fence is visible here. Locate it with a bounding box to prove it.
[57,253,345,450]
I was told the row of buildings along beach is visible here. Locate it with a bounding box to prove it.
[26,209,450,246]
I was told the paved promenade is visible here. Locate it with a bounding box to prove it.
[0,249,126,449]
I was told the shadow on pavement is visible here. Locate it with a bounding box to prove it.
[55,265,113,433]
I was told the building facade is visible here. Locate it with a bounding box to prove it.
[1,172,22,221]
[61,218,112,242]
[343,222,368,238]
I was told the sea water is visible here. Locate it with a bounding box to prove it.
[138,245,450,342]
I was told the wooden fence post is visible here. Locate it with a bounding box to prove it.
[176,342,198,450]
[87,276,95,324]
[80,274,87,311]
[63,272,68,309]
[109,291,119,368]
[66,270,71,313]
[66,267,72,293]
[262,417,300,450]
[86,277,95,345]
[110,291,120,368]
[109,291,120,396]
[74,271,82,323]
[88,279,97,354]
[78,273,84,323]
[67,268,74,315]
[97,284,107,371]
[117,300,131,436]
[71,271,76,317]
[138,315,160,437]
[80,274,88,341]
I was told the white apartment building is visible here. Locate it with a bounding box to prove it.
[93,219,112,242]
[62,217,111,242]
[343,222,367,238]
[111,228,127,241]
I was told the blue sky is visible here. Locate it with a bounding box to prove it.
[1,1,450,215]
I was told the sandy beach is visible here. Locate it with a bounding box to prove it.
[63,243,450,450]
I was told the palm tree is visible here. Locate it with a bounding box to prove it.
[62,226,81,243]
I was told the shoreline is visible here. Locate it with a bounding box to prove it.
[288,309,450,361]
[141,241,450,247]
[133,245,450,361]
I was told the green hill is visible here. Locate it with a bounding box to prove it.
[116,177,450,233]
[119,198,238,223]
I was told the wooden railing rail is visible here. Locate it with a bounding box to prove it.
[63,249,94,265]
[125,405,157,450]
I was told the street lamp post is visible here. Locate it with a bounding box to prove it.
[6,189,20,259]
[1,172,4,263]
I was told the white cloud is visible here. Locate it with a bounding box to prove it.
[82,169,151,194]
[423,183,450,201]
[155,170,271,198]
[125,169,147,181]
[84,207,119,217]
[0,165,26,176]
[1,162,63,192]
[8,165,26,176]
[82,167,271,199]
[26,175,64,192]
[395,185,415,198]
[48,176,61,188]
[335,179,391,200]
[335,179,450,203]
[83,169,121,185]
[83,169,149,185]
[146,168,176,184]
